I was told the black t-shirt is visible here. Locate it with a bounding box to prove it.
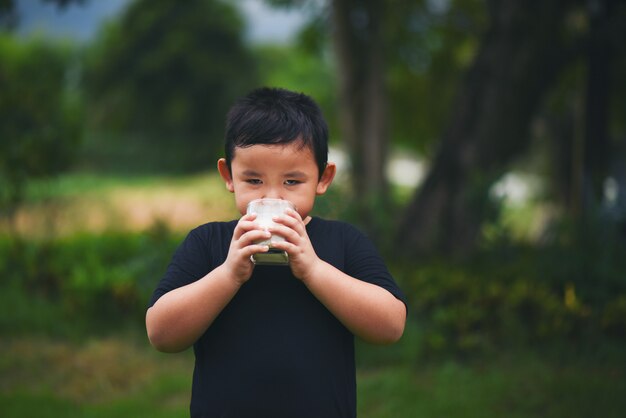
[149,217,406,418]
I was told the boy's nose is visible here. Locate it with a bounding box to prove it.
[263,185,283,199]
[263,190,283,199]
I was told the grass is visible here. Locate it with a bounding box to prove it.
[0,334,193,418]
[357,351,626,418]
[2,329,625,418]
[354,324,626,418]
[8,172,238,239]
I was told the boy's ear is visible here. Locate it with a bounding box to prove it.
[316,162,337,195]
[217,158,235,193]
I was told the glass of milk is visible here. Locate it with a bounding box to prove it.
[246,198,295,265]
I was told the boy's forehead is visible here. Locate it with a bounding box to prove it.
[230,143,320,176]
[231,142,315,160]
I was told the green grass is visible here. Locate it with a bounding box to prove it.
[24,172,222,200]
[357,351,626,418]
[355,324,626,417]
[2,329,625,418]
[0,383,191,418]
[0,334,193,418]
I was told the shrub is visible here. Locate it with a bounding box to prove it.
[396,243,626,358]
[0,224,180,336]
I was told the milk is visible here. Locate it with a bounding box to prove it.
[246,198,295,265]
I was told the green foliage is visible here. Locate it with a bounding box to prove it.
[401,262,577,356]
[0,225,181,336]
[83,0,259,172]
[397,227,626,357]
[252,40,339,142]
[386,0,486,154]
[535,213,626,333]
[0,35,82,220]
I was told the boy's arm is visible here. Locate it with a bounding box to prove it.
[146,264,241,353]
[300,261,406,344]
[146,215,270,353]
[271,211,406,344]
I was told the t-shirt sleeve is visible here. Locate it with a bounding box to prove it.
[148,228,212,308]
[343,224,407,309]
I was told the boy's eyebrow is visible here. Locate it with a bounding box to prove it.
[284,171,308,178]
[241,169,262,177]
[239,169,309,178]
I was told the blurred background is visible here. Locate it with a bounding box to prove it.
[1,0,626,416]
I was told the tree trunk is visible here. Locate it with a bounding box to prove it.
[582,0,615,208]
[331,0,389,232]
[537,0,626,225]
[397,0,576,257]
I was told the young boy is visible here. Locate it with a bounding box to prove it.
[146,87,407,417]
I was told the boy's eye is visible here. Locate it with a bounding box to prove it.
[246,179,262,185]
[284,180,301,186]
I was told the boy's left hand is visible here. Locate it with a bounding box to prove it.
[268,209,321,283]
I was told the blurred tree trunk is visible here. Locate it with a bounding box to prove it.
[581,0,622,211]
[330,0,389,233]
[397,0,576,256]
[540,0,625,223]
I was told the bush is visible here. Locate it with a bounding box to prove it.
[0,224,181,336]
[396,240,626,357]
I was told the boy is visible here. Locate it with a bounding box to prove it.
[146,87,407,417]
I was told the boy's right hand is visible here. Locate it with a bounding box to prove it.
[222,213,270,285]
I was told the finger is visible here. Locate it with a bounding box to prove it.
[272,212,305,236]
[266,239,292,253]
[268,224,299,244]
[270,240,307,265]
[283,208,303,222]
[233,216,263,240]
[241,243,270,258]
[238,229,271,247]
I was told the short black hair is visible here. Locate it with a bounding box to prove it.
[224,87,329,177]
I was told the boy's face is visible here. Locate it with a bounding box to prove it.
[217,141,336,219]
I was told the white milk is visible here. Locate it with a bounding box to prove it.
[246,198,295,265]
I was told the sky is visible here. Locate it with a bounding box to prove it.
[15,0,308,44]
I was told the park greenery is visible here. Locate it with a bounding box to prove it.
[2,0,626,416]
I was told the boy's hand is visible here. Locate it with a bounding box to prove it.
[269,209,322,283]
[222,213,271,285]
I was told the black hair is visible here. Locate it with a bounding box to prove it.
[224,87,329,177]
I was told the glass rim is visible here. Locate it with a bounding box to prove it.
[246,198,296,213]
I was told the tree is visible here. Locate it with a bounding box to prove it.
[330,0,390,231]
[84,0,258,172]
[385,0,486,155]
[0,35,82,230]
[267,0,626,255]
[580,0,626,212]
[266,1,481,237]
[264,0,392,233]
[395,0,626,256]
